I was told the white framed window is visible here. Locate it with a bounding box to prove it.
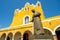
[25,16,29,24]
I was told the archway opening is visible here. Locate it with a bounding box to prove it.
[7,36,10,40]
[23,31,32,40]
[7,33,13,40]
[23,32,29,40]
[1,33,6,40]
[14,32,21,40]
[55,27,60,40]
[44,29,54,40]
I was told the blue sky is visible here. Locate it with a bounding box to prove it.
[0,0,60,29]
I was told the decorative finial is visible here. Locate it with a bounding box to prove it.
[25,2,30,7]
[36,1,41,6]
[15,9,19,14]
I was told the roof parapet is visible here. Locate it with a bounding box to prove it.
[14,9,19,14]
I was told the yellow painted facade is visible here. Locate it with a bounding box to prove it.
[0,1,60,40]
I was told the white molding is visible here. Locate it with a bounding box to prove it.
[42,18,60,22]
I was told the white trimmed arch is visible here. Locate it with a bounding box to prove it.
[7,32,13,40]
[23,30,33,40]
[0,33,6,40]
[54,25,60,34]
[43,27,54,35]
[23,15,30,25]
[23,30,32,34]
[14,31,21,40]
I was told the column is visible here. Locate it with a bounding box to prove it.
[53,35,57,40]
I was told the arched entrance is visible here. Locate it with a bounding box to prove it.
[7,33,13,40]
[44,29,54,40]
[0,33,6,40]
[14,32,21,40]
[23,30,32,40]
[55,27,60,40]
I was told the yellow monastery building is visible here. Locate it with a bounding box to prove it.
[0,1,60,40]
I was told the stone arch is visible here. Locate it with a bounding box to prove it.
[23,30,33,40]
[54,25,60,33]
[44,28,54,40]
[43,27,54,35]
[0,33,6,40]
[14,31,21,40]
[7,32,13,40]
[54,26,60,40]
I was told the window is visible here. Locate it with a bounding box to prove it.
[25,16,29,24]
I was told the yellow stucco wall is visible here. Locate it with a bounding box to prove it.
[10,1,45,27]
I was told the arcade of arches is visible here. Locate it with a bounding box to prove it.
[0,27,60,40]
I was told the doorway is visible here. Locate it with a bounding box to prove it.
[7,36,10,40]
[23,33,29,40]
[23,31,32,40]
[7,33,13,40]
